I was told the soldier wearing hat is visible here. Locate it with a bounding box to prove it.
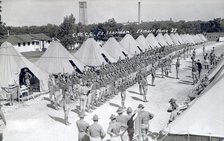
[88,115,106,141]
[76,112,89,141]
[167,98,179,123]
[107,114,128,141]
[137,104,154,141]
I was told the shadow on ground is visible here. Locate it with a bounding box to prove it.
[109,102,121,108]
[48,115,65,125]
[131,96,143,102]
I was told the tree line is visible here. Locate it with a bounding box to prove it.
[0,14,224,48]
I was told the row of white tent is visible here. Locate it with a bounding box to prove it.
[0,33,207,92]
[73,33,207,67]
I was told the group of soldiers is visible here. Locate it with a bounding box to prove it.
[46,42,194,141]
[76,104,154,141]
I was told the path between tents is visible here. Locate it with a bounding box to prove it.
[3,42,224,141]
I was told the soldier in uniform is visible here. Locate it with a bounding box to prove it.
[23,69,32,88]
[76,112,90,141]
[151,64,156,86]
[107,114,128,141]
[138,104,154,141]
[141,77,148,102]
[48,74,55,105]
[0,104,6,141]
[62,94,70,125]
[175,58,180,79]
[126,107,136,141]
[54,77,61,110]
[136,70,143,95]
[79,82,92,114]
[167,98,179,123]
[120,78,127,108]
[88,115,106,141]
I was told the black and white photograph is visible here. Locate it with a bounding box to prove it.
[0,0,224,141]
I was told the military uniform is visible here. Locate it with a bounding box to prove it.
[141,77,148,102]
[88,115,106,141]
[76,115,89,141]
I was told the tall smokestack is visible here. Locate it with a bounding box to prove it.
[138,1,141,24]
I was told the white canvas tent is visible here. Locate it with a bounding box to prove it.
[156,33,169,47]
[136,35,152,50]
[74,38,116,66]
[120,34,143,55]
[199,34,208,42]
[0,42,48,91]
[165,67,224,140]
[102,37,131,60]
[36,41,84,74]
[146,33,161,48]
[164,33,175,46]
[179,34,189,44]
[170,33,181,45]
[175,33,185,44]
[186,34,196,45]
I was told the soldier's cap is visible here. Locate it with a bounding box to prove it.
[92,114,99,121]
[126,107,133,113]
[116,107,124,114]
[138,104,144,109]
[79,112,85,118]
[109,114,116,120]
[169,98,177,103]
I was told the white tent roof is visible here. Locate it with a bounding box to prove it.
[175,33,185,44]
[179,34,189,44]
[166,67,224,138]
[195,34,204,43]
[186,34,196,44]
[36,41,84,74]
[192,35,200,43]
[182,34,192,44]
[199,34,208,42]
[170,33,181,45]
[74,38,116,66]
[164,33,175,45]
[156,33,169,47]
[120,34,143,55]
[0,42,48,91]
[102,37,131,60]
[136,35,152,50]
[146,33,161,48]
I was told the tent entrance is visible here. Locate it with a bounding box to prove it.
[101,54,111,64]
[137,46,143,52]
[69,60,82,74]
[19,67,40,92]
[122,51,127,57]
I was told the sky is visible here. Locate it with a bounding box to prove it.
[2,0,224,26]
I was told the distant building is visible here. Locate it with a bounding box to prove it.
[0,33,52,52]
[205,32,224,41]
[79,1,88,25]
